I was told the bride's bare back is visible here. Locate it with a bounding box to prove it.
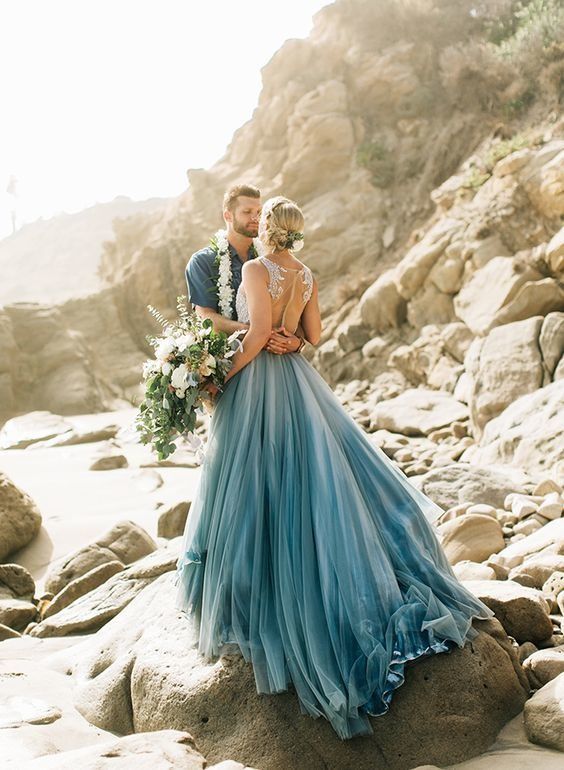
[236,256,313,333]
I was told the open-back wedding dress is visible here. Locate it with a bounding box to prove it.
[174,255,494,739]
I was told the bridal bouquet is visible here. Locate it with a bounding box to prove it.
[135,296,245,460]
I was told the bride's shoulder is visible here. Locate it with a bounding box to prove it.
[242,258,269,280]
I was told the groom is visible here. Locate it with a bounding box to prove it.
[185,183,304,355]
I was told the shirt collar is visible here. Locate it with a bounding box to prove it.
[228,241,256,263]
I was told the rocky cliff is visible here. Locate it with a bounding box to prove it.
[1,0,563,446]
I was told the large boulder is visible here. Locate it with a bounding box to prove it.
[521,142,564,218]
[31,540,179,638]
[0,598,38,631]
[0,411,74,449]
[492,279,564,330]
[437,514,505,565]
[546,226,564,274]
[0,473,42,561]
[42,560,125,619]
[488,518,564,571]
[509,553,564,590]
[5,730,209,769]
[359,269,406,332]
[44,520,158,595]
[453,257,542,335]
[524,672,564,752]
[0,563,35,601]
[394,219,460,300]
[461,580,553,644]
[50,573,528,770]
[466,317,544,436]
[411,464,530,511]
[523,648,564,689]
[464,379,564,478]
[370,389,468,436]
[539,312,564,377]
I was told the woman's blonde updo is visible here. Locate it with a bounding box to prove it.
[259,196,305,253]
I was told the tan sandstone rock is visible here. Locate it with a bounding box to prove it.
[437,514,505,565]
[48,572,529,770]
[489,520,564,571]
[523,647,564,689]
[44,520,157,595]
[0,473,42,561]
[453,256,542,335]
[31,541,180,638]
[411,463,530,511]
[0,563,36,601]
[359,269,407,332]
[7,730,207,769]
[158,501,192,539]
[370,389,468,436]
[42,560,125,619]
[466,316,544,435]
[524,671,564,752]
[462,580,553,643]
[465,379,564,478]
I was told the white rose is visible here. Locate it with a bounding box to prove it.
[155,337,176,361]
[176,333,195,350]
[171,363,188,390]
[142,360,158,378]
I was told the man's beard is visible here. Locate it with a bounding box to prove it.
[233,216,258,239]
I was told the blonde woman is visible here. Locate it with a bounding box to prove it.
[174,196,494,740]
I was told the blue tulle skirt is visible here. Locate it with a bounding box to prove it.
[173,351,495,740]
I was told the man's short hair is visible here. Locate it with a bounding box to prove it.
[223,183,261,213]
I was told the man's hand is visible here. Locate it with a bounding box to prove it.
[265,326,301,355]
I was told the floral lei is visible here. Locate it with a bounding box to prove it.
[209,229,259,318]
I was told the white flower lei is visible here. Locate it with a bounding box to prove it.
[210,229,261,319]
[211,229,233,318]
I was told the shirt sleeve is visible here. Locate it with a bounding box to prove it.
[185,249,219,312]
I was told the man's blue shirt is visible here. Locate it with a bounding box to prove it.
[185,242,256,320]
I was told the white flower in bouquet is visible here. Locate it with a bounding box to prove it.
[176,333,196,350]
[155,336,177,361]
[170,362,189,392]
[142,360,159,378]
[136,296,247,461]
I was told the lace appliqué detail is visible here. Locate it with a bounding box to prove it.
[260,257,285,300]
[235,285,250,323]
[302,266,313,302]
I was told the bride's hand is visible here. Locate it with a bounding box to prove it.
[265,326,300,355]
[201,382,221,403]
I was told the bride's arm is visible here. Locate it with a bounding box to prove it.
[224,261,272,382]
[300,277,321,346]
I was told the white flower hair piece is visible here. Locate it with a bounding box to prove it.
[286,230,304,252]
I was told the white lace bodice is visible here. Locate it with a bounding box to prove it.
[236,256,313,330]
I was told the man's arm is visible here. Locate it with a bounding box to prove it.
[194,305,248,335]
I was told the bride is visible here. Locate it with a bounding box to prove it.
[173,196,495,740]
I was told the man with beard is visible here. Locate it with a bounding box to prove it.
[186,183,304,355]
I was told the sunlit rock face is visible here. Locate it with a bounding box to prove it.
[1,0,564,454]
